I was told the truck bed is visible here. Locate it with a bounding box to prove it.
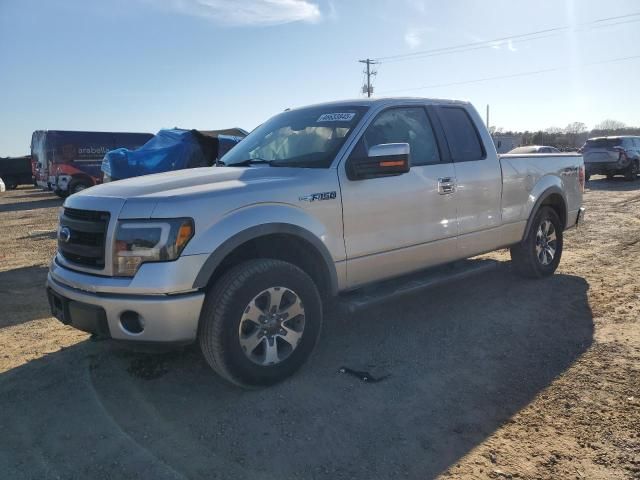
[498,153,583,229]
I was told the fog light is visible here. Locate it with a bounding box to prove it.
[120,311,144,334]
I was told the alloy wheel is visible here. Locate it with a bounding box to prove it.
[535,219,557,266]
[238,287,305,366]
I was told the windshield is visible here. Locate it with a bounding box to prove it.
[221,106,368,168]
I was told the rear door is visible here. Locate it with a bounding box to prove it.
[628,138,640,160]
[434,105,502,257]
[339,104,458,288]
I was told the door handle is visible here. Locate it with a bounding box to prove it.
[438,177,456,194]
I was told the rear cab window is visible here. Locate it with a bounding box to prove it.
[437,106,486,161]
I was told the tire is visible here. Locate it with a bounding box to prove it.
[5,177,17,190]
[199,259,322,388]
[510,206,563,279]
[624,160,639,181]
[68,180,91,195]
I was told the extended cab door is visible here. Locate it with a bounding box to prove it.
[339,105,459,288]
[434,105,503,257]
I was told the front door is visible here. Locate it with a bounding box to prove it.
[339,105,458,288]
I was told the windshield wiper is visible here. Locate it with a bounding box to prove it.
[220,158,274,167]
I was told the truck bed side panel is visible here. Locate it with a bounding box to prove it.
[499,153,583,235]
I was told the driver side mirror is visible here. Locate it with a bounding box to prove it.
[347,143,411,181]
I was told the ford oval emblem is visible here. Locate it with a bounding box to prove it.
[59,226,71,243]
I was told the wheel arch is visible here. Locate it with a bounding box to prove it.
[192,223,339,298]
[521,186,568,241]
[68,173,95,186]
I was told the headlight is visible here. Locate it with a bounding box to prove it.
[113,218,194,276]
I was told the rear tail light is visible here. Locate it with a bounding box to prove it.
[613,146,627,162]
[578,164,585,192]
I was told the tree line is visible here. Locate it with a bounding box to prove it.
[490,119,640,149]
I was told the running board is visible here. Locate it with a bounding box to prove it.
[338,259,500,313]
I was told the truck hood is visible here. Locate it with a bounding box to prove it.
[75,166,290,199]
[64,165,332,219]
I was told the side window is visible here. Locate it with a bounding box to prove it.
[438,107,485,161]
[350,107,441,166]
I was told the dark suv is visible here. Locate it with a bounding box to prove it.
[582,136,640,181]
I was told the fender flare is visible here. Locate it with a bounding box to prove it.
[192,222,339,294]
[521,186,567,241]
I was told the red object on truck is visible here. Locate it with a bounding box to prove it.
[31,130,153,196]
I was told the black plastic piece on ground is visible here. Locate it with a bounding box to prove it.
[339,367,390,383]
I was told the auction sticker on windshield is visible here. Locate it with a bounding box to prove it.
[317,113,356,122]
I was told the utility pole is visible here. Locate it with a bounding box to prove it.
[359,58,378,97]
[486,104,490,129]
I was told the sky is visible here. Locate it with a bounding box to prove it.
[1,0,639,156]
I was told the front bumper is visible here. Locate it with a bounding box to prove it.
[47,272,205,343]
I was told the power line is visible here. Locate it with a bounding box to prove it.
[378,54,640,94]
[374,11,640,63]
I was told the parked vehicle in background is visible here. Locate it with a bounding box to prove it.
[31,130,153,196]
[47,98,585,387]
[0,155,33,189]
[102,128,246,182]
[581,136,640,181]
[30,155,38,186]
[508,145,561,154]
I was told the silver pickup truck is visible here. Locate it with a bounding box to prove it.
[47,98,585,387]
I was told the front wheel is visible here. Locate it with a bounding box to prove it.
[510,207,563,278]
[199,259,322,388]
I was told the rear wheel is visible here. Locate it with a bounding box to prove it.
[510,207,563,278]
[624,160,639,181]
[199,259,322,388]
[4,177,18,190]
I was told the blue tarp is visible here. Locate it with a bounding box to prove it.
[101,128,244,180]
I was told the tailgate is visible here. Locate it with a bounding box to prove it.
[583,149,618,164]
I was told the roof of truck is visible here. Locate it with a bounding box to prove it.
[286,97,471,111]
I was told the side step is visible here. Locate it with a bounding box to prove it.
[338,259,500,313]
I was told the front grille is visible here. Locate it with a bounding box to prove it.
[58,208,110,269]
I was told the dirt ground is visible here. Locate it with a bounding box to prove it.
[0,179,638,480]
